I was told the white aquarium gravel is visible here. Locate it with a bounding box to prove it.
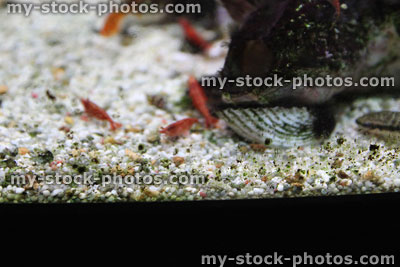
[0,8,399,203]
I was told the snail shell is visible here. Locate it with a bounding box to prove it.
[356,111,400,141]
[357,111,400,131]
[217,106,335,147]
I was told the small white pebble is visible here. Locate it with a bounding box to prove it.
[15,188,25,194]
[51,189,64,197]
[277,184,284,192]
[253,188,264,195]
[149,186,158,192]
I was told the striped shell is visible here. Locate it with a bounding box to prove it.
[356,111,400,131]
[217,106,322,147]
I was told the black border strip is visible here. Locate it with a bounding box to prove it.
[1,192,399,214]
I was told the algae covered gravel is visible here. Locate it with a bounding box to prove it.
[1,9,400,203]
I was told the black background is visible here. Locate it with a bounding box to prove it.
[1,193,398,266]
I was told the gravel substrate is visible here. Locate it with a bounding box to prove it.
[1,8,400,203]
